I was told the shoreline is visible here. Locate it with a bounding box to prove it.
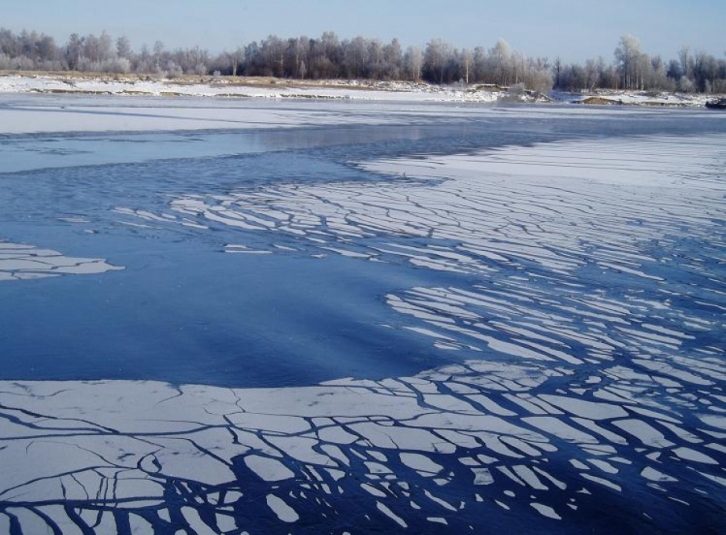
[1,72,721,107]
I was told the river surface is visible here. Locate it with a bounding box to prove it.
[0,96,725,534]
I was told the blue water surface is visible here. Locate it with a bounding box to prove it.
[1,101,725,388]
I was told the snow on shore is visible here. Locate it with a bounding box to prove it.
[563,90,714,107]
[0,73,720,107]
[0,74,507,103]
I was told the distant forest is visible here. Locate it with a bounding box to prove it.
[1,28,725,93]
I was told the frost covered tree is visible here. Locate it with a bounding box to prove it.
[116,35,132,59]
[1,27,725,92]
[260,35,285,77]
[284,37,308,79]
[615,34,646,89]
[489,39,514,85]
[382,38,403,79]
[584,57,604,91]
[423,39,451,83]
[678,75,695,92]
[403,46,423,81]
[65,33,84,70]
[522,57,553,93]
[678,46,692,80]
[343,36,369,79]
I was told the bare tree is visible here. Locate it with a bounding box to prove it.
[461,48,472,84]
[230,47,243,76]
[678,46,691,79]
[553,57,562,88]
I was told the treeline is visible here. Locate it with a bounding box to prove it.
[1,28,725,93]
[555,35,726,93]
[0,29,552,91]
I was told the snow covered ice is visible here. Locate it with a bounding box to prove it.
[0,94,725,533]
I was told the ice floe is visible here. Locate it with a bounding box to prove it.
[0,241,122,281]
[0,338,723,532]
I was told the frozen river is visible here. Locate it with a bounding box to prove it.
[0,95,725,533]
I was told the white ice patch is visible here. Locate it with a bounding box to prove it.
[377,502,408,528]
[472,467,494,486]
[399,453,443,475]
[0,241,123,281]
[244,455,295,482]
[531,502,562,520]
[266,494,299,523]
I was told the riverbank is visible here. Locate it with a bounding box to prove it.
[2,72,720,107]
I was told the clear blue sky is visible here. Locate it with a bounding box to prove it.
[3,0,724,64]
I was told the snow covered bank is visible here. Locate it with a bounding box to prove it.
[1,74,721,107]
[563,89,717,107]
[0,73,516,103]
